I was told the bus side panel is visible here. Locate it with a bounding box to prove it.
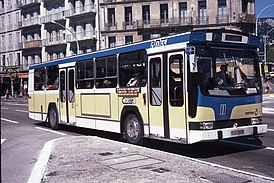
[28,70,35,119]
[33,91,46,121]
[45,91,59,118]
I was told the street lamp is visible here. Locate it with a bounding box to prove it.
[255,4,274,36]
[51,20,80,55]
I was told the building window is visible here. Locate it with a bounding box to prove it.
[160,4,168,23]
[142,5,150,24]
[198,1,207,24]
[142,34,151,41]
[124,7,132,26]
[179,2,187,24]
[218,0,227,23]
[107,8,115,27]
[125,35,133,45]
[108,36,116,48]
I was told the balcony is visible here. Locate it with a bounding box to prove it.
[42,35,67,46]
[216,14,229,24]
[21,0,40,8]
[22,17,40,27]
[23,40,42,49]
[136,17,192,29]
[65,4,95,17]
[67,30,96,42]
[104,23,117,31]
[196,16,209,25]
[19,64,29,71]
[41,10,66,23]
[238,13,255,23]
[123,21,137,30]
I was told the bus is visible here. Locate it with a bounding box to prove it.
[28,29,267,144]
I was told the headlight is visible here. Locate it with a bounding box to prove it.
[251,117,261,125]
[200,122,214,130]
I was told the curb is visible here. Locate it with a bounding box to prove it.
[27,138,58,183]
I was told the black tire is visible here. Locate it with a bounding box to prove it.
[48,106,59,130]
[124,113,143,145]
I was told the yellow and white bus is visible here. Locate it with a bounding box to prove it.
[28,29,267,144]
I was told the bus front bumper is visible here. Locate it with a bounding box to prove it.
[188,124,267,144]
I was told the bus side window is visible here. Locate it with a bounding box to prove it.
[76,60,94,89]
[46,66,59,90]
[119,50,146,87]
[34,68,45,91]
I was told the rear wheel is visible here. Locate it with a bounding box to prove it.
[49,106,59,130]
[124,114,143,145]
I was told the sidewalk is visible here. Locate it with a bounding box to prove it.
[1,96,28,103]
[30,136,274,183]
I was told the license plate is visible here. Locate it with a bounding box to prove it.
[231,129,244,136]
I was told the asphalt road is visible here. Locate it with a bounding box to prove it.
[1,96,274,182]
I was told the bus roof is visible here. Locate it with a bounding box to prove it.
[29,31,191,70]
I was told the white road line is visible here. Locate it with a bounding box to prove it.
[1,107,8,110]
[221,140,274,151]
[6,103,28,106]
[1,139,6,144]
[15,109,28,113]
[35,127,67,136]
[1,118,19,124]
[268,129,274,132]
[262,107,274,114]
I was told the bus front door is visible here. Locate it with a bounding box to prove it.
[148,52,187,141]
[59,68,76,124]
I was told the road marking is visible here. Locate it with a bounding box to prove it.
[262,107,274,114]
[1,118,19,124]
[15,109,28,113]
[6,103,28,106]
[1,107,8,110]
[268,129,274,132]
[35,127,67,136]
[1,139,6,144]
[221,140,274,152]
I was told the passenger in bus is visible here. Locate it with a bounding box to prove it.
[127,74,140,87]
[216,64,232,86]
[86,82,92,88]
[103,80,112,87]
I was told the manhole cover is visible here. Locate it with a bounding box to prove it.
[151,167,171,173]
[201,173,251,183]
[100,154,163,170]
[99,152,114,156]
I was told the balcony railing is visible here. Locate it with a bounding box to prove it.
[23,40,42,49]
[104,23,117,31]
[42,35,67,46]
[67,30,96,42]
[238,13,255,23]
[21,0,40,7]
[19,64,29,71]
[136,17,192,29]
[196,16,209,25]
[14,21,22,29]
[123,21,137,30]
[41,10,66,23]
[65,4,95,17]
[216,14,229,24]
[22,17,40,27]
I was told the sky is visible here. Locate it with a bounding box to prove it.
[255,0,274,18]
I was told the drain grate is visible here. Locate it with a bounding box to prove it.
[99,152,114,156]
[100,154,163,170]
[201,173,251,183]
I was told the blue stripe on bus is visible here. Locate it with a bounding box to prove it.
[29,33,191,70]
[197,89,262,121]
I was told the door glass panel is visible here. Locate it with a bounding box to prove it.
[69,70,75,103]
[150,57,162,106]
[60,71,66,102]
[169,55,183,107]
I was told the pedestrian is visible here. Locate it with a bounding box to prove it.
[5,89,9,99]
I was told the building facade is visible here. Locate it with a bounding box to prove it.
[99,0,255,49]
[0,0,255,95]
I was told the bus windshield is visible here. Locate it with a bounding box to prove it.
[197,48,261,97]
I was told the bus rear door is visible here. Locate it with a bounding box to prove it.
[148,52,187,141]
[59,68,76,124]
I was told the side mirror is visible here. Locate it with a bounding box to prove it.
[188,47,198,73]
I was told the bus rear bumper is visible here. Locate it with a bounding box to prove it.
[188,124,268,144]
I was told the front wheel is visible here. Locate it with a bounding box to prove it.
[124,114,143,145]
[48,106,59,130]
